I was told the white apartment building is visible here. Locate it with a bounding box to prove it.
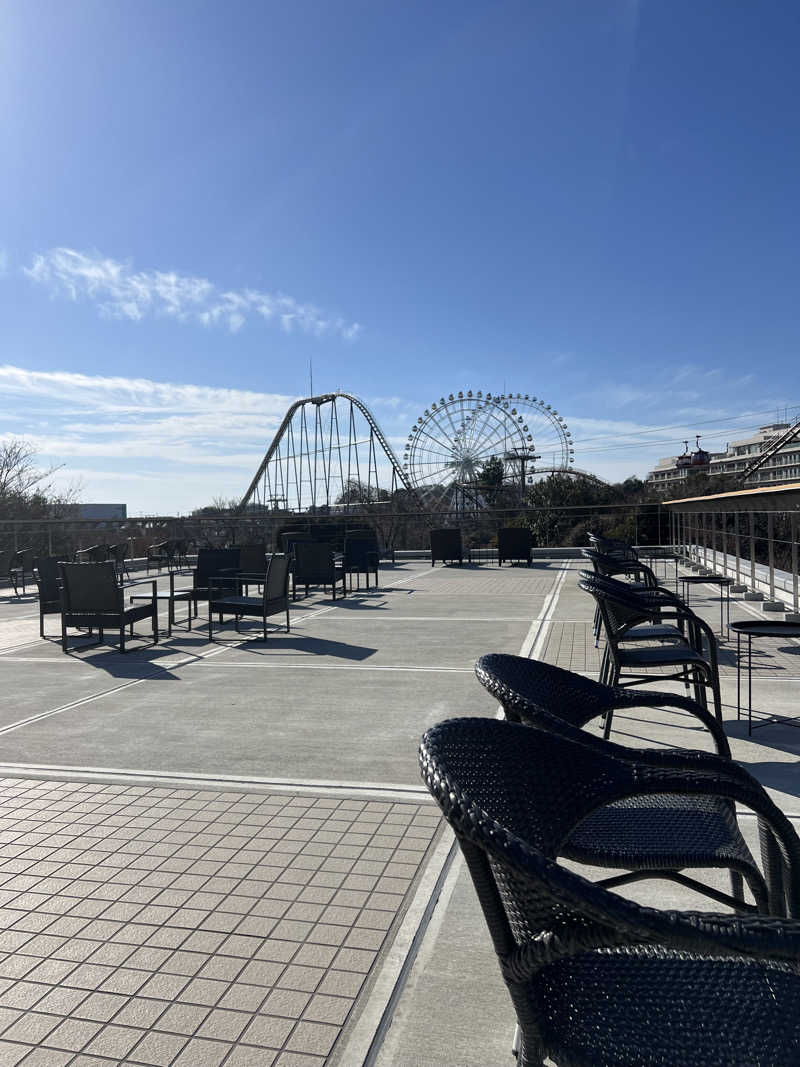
[647,423,800,493]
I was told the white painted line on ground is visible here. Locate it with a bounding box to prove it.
[187,663,474,673]
[521,561,572,660]
[0,763,430,799]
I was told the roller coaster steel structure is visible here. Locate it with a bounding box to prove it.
[239,393,417,514]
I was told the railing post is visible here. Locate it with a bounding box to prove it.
[733,512,744,591]
[790,512,799,621]
[749,511,757,590]
[711,511,717,573]
[702,513,708,570]
[765,512,778,608]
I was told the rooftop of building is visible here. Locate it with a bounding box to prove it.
[0,556,798,1064]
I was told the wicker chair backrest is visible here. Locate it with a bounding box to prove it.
[195,549,240,587]
[578,571,653,638]
[475,652,730,757]
[343,536,377,567]
[281,532,314,555]
[498,527,533,554]
[238,544,267,573]
[294,542,334,580]
[264,554,290,601]
[477,653,628,729]
[59,562,121,613]
[430,528,462,556]
[34,557,62,602]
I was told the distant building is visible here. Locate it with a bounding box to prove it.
[647,423,800,494]
[62,503,128,520]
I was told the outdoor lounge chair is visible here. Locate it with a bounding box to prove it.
[497,526,533,566]
[475,654,797,915]
[0,550,23,597]
[430,527,463,566]
[208,554,290,641]
[59,562,158,653]
[292,542,346,600]
[34,556,63,638]
[189,548,241,611]
[420,716,800,1067]
[107,542,132,580]
[343,534,379,590]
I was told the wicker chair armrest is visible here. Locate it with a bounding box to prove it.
[609,688,730,756]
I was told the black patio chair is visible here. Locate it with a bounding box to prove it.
[420,716,800,1067]
[33,556,63,638]
[498,527,533,567]
[281,530,314,557]
[292,542,346,600]
[475,654,799,915]
[0,550,23,597]
[107,542,132,581]
[189,548,242,612]
[343,535,379,590]
[59,562,158,654]
[580,571,722,733]
[146,539,179,574]
[430,527,463,567]
[208,554,291,642]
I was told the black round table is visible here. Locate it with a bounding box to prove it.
[679,574,733,638]
[731,620,800,734]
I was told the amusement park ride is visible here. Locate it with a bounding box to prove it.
[238,389,594,516]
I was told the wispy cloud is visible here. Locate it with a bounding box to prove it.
[24,247,362,341]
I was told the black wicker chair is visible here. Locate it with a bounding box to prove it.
[0,550,23,597]
[209,554,291,641]
[343,535,379,590]
[420,716,800,1067]
[33,556,63,638]
[475,654,799,915]
[292,542,346,600]
[430,528,463,567]
[59,562,158,654]
[579,571,722,732]
[498,527,533,567]
[189,548,241,613]
[107,542,132,581]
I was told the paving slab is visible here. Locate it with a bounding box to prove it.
[0,776,440,1067]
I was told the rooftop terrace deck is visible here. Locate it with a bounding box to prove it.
[0,560,799,1065]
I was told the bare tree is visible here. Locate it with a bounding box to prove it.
[0,438,81,517]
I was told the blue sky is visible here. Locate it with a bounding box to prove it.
[1,0,799,512]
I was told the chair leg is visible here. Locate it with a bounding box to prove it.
[120,626,126,653]
[208,602,214,641]
[286,606,290,632]
[40,608,44,639]
[61,614,68,653]
[153,602,158,645]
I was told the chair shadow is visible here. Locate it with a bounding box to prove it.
[64,641,182,679]
[225,632,377,660]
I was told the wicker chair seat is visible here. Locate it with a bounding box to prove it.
[618,623,685,642]
[211,594,286,616]
[616,643,710,669]
[65,602,155,626]
[532,947,800,1067]
[566,793,755,873]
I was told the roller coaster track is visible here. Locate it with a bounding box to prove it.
[742,416,800,482]
[238,392,421,513]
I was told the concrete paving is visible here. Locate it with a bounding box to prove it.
[0,558,799,1065]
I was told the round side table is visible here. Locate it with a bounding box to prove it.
[731,620,800,734]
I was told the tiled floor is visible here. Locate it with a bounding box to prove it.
[0,778,440,1066]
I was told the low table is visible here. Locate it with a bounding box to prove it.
[731,620,800,734]
[679,574,733,637]
[129,573,194,636]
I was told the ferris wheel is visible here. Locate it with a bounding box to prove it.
[403,390,574,503]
